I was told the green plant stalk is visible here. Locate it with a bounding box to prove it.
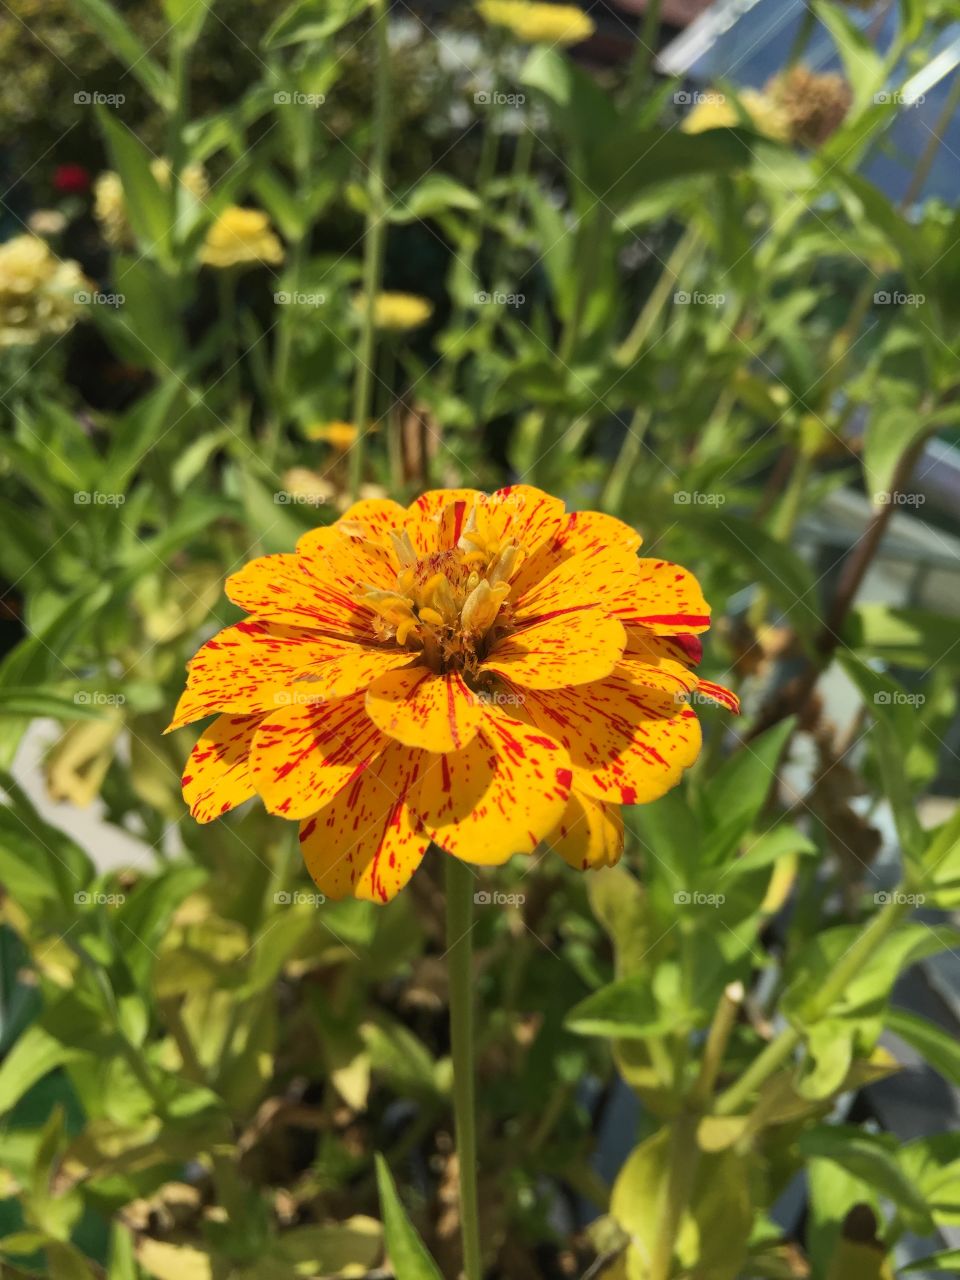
[601,407,650,512]
[615,225,701,367]
[167,34,190,280]
[714,890,913,1115]
[627,0,663,103]
[348,0,391,503]
[650,1111,698,1280]
[445,855,482,1280]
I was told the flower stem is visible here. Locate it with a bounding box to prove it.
[714,891,912,1115]
[349,0,391,503]
[444,855,482,1280]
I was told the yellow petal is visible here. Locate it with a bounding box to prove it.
[410,713,572,863]
[182,714,258,823]
[517,675,703,805]
[616,628,700,700]
[225,554,374,638]
[512,545,640,621]
[614,559,711,635]
[365,667,482,752]
[250,692,388,818]
[510,509,642,599]
[296,524,396,592]
[548,792,624,870]
[299,747,428,902]
[407,489,485,553]
[166,619,332,731]
[483,609,625,689]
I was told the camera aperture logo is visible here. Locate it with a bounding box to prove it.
[674,889,725,907]
[274,890,326,906]
[474,889,525,907]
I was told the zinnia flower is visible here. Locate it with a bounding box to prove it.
[355,291,434,332]
[306,420,360,450]
[201,206,284,270]
[0,235,87,347]
[169,487,737,902]
[766,66,853,147]
[682,89,790,142]
[477,0,595,45]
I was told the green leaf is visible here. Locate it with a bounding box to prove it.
[97,111,173,265]
[0,688,111,722]
[923,806,960,908]
[161,0,211,45]
[566,975,687,1040]
[264,0,373,48]
[886,1008,960,1086]
[0,1022,89,1115]
[845,604,960,671]
[862,403,931,506]
[902,1250,960,1273]
[798,1127,931,1229]
[69,0,172,105]
[391,175,482,223]
[701,719,796,841]
[725,826,817,878]
[375,1155,444,1280]
[813,2,886,115]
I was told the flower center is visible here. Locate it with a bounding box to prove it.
[363,520,520,676]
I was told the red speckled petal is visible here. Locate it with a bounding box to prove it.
[516,675,703,805]
[182,713,259,823]
[548,792,624,870]
[616,628,700,701]
[484,610,625,689]
[365,667,483,752]
[296,524,397,591]
[512,545,641,622]
[298,746,428,902]
[249,692,389,819]
[614,560,711,635]
[225,554,375,638]
[696,679,741,714]
[410,712,572,864]
[510,508,642,598]
[407,489,486,553]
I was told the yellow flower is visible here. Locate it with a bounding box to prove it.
[200,206,284,270]
[306,421,360,451]
[354,291,434,332]
[477,0,595,44]
[682,89,790,142]
[0,235,87,347]
[168,486,738,903]
[94,161,209,249]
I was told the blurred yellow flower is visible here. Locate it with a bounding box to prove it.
[766,65,853,147]
[201,205,284,270]
[355,291,433,332]
[477,0,595,44]
[306,420,360,450]
[94,160,208,249]
[682,89,790,142]
[0,235,87,347]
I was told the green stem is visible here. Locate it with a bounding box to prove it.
[217,269,240,406]
[615,226,701,367]
[601,407,651,512]
[650,1112,698,1280]
[715,892,912,1115]
[627,0,663,104]
[445,856,482,1280]
[348,0,391,503]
